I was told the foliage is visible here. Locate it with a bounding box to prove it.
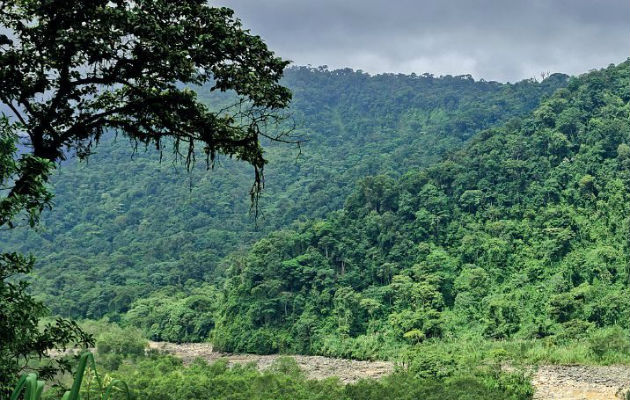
[122,284,219,343]
[0,0,291,226]
[10,352,130,400]
[587,326,630,361]
[89,323,148,371]
[344,371,533,400]
[0,250,93,392]
[0,0,290,393]
[97,352,533,400]
[1,66,568,319]
[211,61,629,358]
[1,120,93,395]
[3,5,627,392]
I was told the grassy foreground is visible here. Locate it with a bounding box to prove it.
[36,354,532,400]
[22,321,626,400]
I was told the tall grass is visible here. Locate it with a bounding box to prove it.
[398,327,630,370]
[10,352,129,400]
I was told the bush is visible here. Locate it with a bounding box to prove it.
[344,371,533,400]
[588,326,630,362]
[95,325,147,357]
[267,357,304,378]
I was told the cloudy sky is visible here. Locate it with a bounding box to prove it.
[217,0,629,82]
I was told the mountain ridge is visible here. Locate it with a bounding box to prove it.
[0,65,568,319]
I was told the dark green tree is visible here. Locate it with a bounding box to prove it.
[0,0,290,393]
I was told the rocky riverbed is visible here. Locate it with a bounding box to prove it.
[532,365,629,400]
[149,342,629,398]
[148,341,393,383]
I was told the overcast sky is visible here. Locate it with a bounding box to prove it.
[217,0,629,82]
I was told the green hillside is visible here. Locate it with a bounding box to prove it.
[0,67,566,319]
[204,61,629,358]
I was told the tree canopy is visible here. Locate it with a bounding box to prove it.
[0,0,290,227]
[1,66,568,319]
[0,0,290,393]
[209,61,629,357]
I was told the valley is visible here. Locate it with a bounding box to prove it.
[149,341,630,399]
[1,2,627,397]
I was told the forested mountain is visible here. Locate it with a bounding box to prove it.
[204,62,629,357]
[0,66,567,318]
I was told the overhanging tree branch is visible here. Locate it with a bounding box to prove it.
[0,0,294,228]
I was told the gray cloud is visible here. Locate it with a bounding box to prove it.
[216,0,629,82]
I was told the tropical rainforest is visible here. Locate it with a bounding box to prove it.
[5,60,629,400]
[0,3,630,394]
[2,66,569,320]
[211,61,630,359]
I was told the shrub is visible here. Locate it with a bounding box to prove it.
[96,325,147,357]
[588,326,630,362]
